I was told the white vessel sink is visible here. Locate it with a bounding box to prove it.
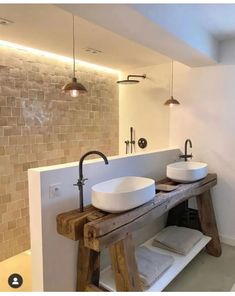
[167,161,208,183]
[91,176,155,213]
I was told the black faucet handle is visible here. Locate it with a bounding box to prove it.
[82,178,88,184]
[73,178,88,187]
[179,154,193,160]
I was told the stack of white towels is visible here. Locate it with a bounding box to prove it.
[135,226,203,289]
[152,225,203,255]
[106,226,203,290]
[136,246,173,289]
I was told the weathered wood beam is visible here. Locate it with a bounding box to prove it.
[76,238,100,291]
[56,174,217,249]
[56,205,105,240]
[84,174,217,251]
[109,234,142,291]
[85,174,216,238]
[85,284,108,292]
[196,190,222,257]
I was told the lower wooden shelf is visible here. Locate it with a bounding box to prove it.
[100,234,211,292]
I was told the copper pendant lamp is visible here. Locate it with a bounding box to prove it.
[164,60,180,107]
[62,15,87,97]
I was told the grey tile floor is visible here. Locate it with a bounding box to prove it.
[165,243,235,292]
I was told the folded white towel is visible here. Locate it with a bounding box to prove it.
[152,226,203,255]
[105,246,174,290]
[136,246,174,289]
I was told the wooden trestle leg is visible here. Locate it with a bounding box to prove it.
[196,190,222,257]
[77,238,100,291]
[109,234,142,291]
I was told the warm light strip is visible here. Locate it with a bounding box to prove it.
[0,40,120,74]
[0,0,219,3]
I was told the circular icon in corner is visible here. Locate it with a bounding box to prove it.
[8,273,23,288]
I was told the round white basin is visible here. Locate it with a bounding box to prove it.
[167,161,208,183]
[91,176,155,213]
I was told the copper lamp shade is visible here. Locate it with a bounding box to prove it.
[164,96,180,107]
[164,60,180,106]
[62,77,87,98]
[62,15,87,98]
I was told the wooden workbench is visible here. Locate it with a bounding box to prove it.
[57,173,221,292]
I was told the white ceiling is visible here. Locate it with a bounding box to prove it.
[59,3,219,67]
[0,4,170,71]
[168,4,235,41]
[1,4,235,70]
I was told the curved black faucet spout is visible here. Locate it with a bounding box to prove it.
[185,139,192,157]
[79,150,108,181]
[179,139,193,161]
[74,151,109,212]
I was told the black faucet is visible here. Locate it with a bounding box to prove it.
[74,151,109,212]
[124,127,135,154]
[179,139,193,161]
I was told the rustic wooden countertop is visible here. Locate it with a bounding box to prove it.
[57,173,221,292]
[57,173,217,251]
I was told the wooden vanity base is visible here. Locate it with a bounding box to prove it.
[57,173,221,292]
[196,190,222,257]
[77,238,101,291]
[109,234,141,291]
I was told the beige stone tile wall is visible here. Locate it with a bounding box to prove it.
[0,46,119,261]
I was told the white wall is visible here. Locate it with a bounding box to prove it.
[119,63,171,155]
[170,62,235,246]
[28,148,180,291]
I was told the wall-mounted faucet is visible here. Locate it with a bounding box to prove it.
[124,140,130,154]
[179,139,193,161]
[124,127,135,154]
[130,127,135,153]
[74,150,109,212]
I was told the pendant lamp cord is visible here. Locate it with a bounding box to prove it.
[171,60,174,97]
[72,14,76,78]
